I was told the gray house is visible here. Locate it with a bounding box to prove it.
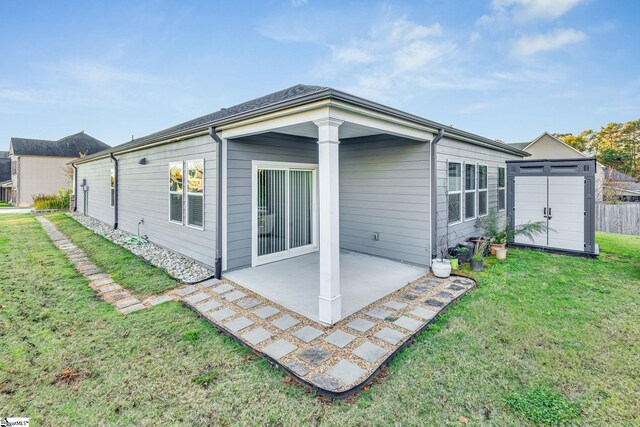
[72,85,526,324]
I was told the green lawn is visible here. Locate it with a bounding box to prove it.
[46,213,178,296]
[1,213,638,425]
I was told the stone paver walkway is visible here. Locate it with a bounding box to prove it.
[38,215,476,398]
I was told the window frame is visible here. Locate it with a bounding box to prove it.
[168,162,184,225]
[447,161,463,225]
[110,167,115,208]
[185,159,205,230]
[464,163,477,221]
[498,166,506,212]
[478,164,488,217]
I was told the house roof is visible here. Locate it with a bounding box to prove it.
[507,142,530,150]
[0,151,9,158]
[603,167,638,182]
[10,132,110,158]
[74,84,528,164]
[0,158,10,182]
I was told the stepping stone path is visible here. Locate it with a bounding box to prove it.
[37,215,476,397]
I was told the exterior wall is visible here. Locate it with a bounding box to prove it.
[525,134,604,201]
[13,155,73,206]
[226,133,318,270]
[525,134,585,160]
[436,137,522,249]
[77,134,218,268]
[76,157,113,225]
[339,136,431,265]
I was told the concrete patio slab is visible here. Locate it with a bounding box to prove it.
[241,327,273,345]
[327,360,366,385]
[224,250,426,323]
[292,325,324,343]
[324,330,356,348]
[271,314,300,331]
[263,339,297,359]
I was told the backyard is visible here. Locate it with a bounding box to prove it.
[0,213,638,425]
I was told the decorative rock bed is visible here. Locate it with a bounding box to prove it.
[66,212,213,283]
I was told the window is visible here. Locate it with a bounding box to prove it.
[110,168,115,207]
[498,166,506,211]
[447,162,462,224]
[169,162,183,223]
[464,164,476,220]
[478,165,488,216]
[186,160,204,228]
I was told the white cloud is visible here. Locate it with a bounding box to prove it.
[291,0,308,6]
[511,28,587,56]
[478,0,584,26]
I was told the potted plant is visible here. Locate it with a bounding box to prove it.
[476,210,547,258]
[495,247,508,260]
[432,236,452,278]
[453,245,471,265]
[470,239,489,272]
[448,253,459,270]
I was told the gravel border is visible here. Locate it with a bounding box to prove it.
[66,212,214,283]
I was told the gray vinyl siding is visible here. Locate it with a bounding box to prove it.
[340,136,431,265]
[436,137,522,248]
[76,157,114,225]
[78,134,217,268]
[226,133,318,270]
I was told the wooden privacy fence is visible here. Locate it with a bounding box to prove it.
[595,203,640,235]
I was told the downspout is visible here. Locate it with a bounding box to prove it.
[109,153,119,229]
[71,163,78,212]
[209,127,223,280]
[430,129,445,258]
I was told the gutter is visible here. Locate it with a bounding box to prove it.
[209,128,223,280]
[430,129,445,258]
[109,153,118,229]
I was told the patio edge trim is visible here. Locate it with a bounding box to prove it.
[182,273,477,400]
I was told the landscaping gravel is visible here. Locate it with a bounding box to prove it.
[67,212,214,283]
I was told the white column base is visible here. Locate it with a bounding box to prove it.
[319,294,342,325]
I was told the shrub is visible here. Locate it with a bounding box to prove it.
[32,189,72,210]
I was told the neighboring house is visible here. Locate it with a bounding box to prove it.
[72,84,527,324]
[603,167,640,202]
[8,132,110,206]
[509,132,606,200]
[0,151,11,203]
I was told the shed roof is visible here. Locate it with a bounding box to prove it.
[10,132,109,158]
[74,84,528,164]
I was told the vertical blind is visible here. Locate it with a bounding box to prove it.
[257,168,313,257]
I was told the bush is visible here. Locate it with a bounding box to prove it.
[32,189,72,210]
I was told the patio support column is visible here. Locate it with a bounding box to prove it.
[315,117,343,325]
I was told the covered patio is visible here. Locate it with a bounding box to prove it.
[218,96,436,325]
[224,250,426,323]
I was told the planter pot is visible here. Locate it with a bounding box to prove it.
[431,258,452,278]
[495,248,508,260]
[470,258,484,272]
[490,242,506,255]
[449,257,459,270]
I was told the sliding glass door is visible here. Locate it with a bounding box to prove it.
[253,162,317,266]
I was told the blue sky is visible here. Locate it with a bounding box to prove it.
[1,0,638,151]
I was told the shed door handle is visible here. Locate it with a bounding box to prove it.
[548,207,552,219]
[543,207,547,217]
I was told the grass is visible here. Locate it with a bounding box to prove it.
[0,201,12,207]
[1,213,639,425]
[46,212,178,296]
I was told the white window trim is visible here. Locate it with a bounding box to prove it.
[110,167,115,208]
[186,159,205,230]
[478,164,488,217]
[498,166,506,212]
[447,161,462,226]
[251,160,318,267]
[464,162,477,221]
[169,162,184,225]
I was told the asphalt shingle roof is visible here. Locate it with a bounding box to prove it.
[75,84,527,162]
[508,142,530,150]
[10,132,110,158]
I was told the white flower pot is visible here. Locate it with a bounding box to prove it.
[431,258,452,278]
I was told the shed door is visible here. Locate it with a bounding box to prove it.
[514,176,548,247]
[547,176,584,251]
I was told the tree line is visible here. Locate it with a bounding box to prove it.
[554,118,640,179]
